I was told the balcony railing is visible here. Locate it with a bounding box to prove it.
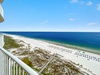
[0,46,39,75]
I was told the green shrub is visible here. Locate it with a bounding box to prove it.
[3,35,20,49]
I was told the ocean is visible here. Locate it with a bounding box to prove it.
[3,32,100,53]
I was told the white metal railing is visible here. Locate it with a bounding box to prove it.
[0,46,39,75]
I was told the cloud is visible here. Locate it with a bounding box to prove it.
[97,4,100,11]
[80,1,85,5]
[70,0,93,6]
[40,20,48,25]
[69,18,76,21]
[87,22,97,26]
[70,0,78,3]
[87,1,93,6]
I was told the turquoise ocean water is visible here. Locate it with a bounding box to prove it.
[3,32,100,54]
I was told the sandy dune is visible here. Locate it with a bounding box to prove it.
[4,34,100,75]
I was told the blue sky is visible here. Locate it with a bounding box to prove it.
[0,0,100,32]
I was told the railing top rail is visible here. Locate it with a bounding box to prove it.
[0,46,39,75]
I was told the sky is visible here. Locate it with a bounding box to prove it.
[0,0,100,32]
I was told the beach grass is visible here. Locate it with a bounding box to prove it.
[3,35,20,49]
[22,57,33,68]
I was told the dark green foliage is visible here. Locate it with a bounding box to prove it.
[3,35,20,49]
[22,57,33,68]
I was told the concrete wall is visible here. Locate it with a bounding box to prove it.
[0,34,4,47]
[0,34,4,75]
[0,1,4,75]
[0,49,4,75]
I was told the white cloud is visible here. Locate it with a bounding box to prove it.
[80,1,85,5]
[97,4,100,11]
[87,1,93,6]
[40,20,48,25]
[69,18,76,21]
[70,0,78,3]
[87,22,97,26]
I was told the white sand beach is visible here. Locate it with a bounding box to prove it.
[4,34,100,75]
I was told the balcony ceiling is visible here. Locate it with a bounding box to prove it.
[0,14,4,22]
[0,0,4,3]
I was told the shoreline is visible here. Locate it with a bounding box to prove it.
[36,38,100,55]
[3,33,100,75]
[2,32,100,55]
[19,36,100,55]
